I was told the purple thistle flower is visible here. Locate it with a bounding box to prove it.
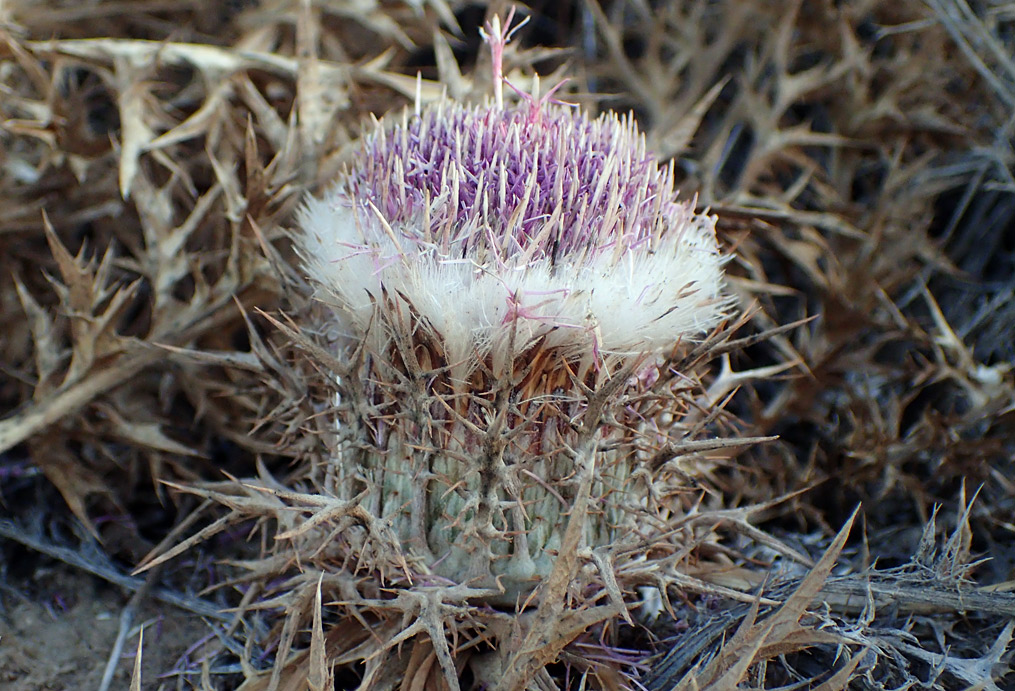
[299,7,727,370]
[299,93,726,365]
[350,99,680,264]
[292,10,732,606]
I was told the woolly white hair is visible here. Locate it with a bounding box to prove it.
[297,190,727,367]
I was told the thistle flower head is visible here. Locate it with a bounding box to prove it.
[298,86,726,366]
[293,14,732,603]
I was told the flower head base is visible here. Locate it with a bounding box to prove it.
[299,96,726,369]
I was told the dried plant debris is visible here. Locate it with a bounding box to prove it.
[1,1,1013,690]
[646,497,1015,690]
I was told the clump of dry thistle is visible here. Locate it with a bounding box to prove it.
[291,12,731,687]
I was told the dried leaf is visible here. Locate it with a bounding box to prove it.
[308,574,329,691]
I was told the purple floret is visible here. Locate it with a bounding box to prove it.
[343,100,687,267]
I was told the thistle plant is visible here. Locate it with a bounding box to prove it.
[294,12,729,685]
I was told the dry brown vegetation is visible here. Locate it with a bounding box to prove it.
[1,1,1013,689]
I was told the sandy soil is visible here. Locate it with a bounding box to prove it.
[0,564,212,691]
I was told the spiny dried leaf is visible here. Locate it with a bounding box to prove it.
[308,575,330,691]
[129,627,143,691]
[686,509,856,687]
[13,274,64,395]
[0,344,162,455]
[29,436,112,538]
